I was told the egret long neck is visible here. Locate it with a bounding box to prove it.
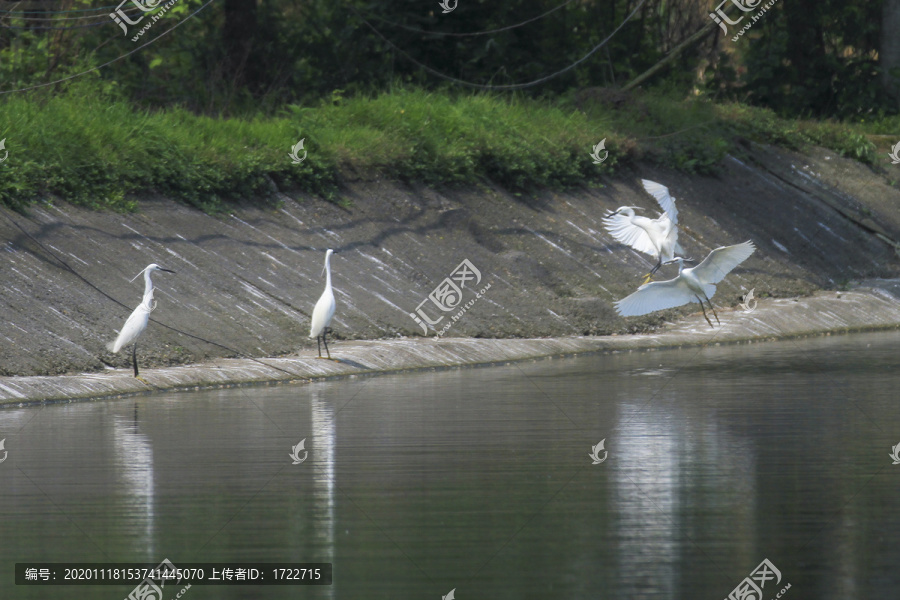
[324,255,332,290]
[142,269,155,303]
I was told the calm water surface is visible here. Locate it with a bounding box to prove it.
[2,331,899,599]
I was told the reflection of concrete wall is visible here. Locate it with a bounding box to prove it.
[692,418,757,571]
[613,404,679,597]
[613,403,757,594]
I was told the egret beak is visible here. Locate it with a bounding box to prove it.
[606,206,644,217]
[321,250,335,276]
[159,268,176,274]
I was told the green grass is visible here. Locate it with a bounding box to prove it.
[0,85,887,212]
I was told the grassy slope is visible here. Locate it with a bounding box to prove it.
[0,86,883,212]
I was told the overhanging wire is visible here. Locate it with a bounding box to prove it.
[352,0,648,91]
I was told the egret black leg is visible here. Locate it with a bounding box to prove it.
[132,343,139,377]
[642,260,661,285]
[695,295,714,328]
[316,335,323,358]
[322,328,331,360]
[704,293,720,325]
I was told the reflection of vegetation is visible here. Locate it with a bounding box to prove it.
[0,84,884,212]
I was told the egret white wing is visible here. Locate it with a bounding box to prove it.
[655,213,680,262]
[108,304,151,353]
[602,213,658,256]
[692,241,755,284]
[641,179,678,224]
[309,290,336,338]
[615,277,697,317]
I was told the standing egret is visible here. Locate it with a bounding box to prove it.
[309,249,336,359]
[107,263,175,378]
[615,241,755,327]
[603,179,683,284]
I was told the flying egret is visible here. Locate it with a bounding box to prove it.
[615,241,755,327]
[603,179,683,284]
[107,263,175,378]
[309,249,337,359]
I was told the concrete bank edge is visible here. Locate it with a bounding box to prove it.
[1,286,899,406]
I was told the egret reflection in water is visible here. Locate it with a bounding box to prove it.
[111,406,156,558]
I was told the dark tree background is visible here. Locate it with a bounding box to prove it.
[0,0,895,118]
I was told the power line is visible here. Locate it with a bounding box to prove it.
[365,0,578,38]
[0,2,127,14]
[0,0,216,94]
[353,0,648,91]
[0,18,111,28]
[2,0,640,90]
[0,5,142,20]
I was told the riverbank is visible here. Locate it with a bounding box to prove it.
[2,283,899,405]
[2,137,899,379]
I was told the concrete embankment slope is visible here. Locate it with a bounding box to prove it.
[2,284,899,404]
[0,142,899,379]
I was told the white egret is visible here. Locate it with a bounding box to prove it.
[615,241,755,327]
[603,179,683,284]
[107,263,175,378]
[309,249,336,359]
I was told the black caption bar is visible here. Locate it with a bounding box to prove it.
[16,563,332,585]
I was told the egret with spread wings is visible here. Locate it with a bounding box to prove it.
[603,179,683,284]
[615,241,755,328]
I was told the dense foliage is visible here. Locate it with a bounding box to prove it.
[0,84,878,211]
[713,0,893,119]
[0,0,893,118]
[0,0,891,211]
